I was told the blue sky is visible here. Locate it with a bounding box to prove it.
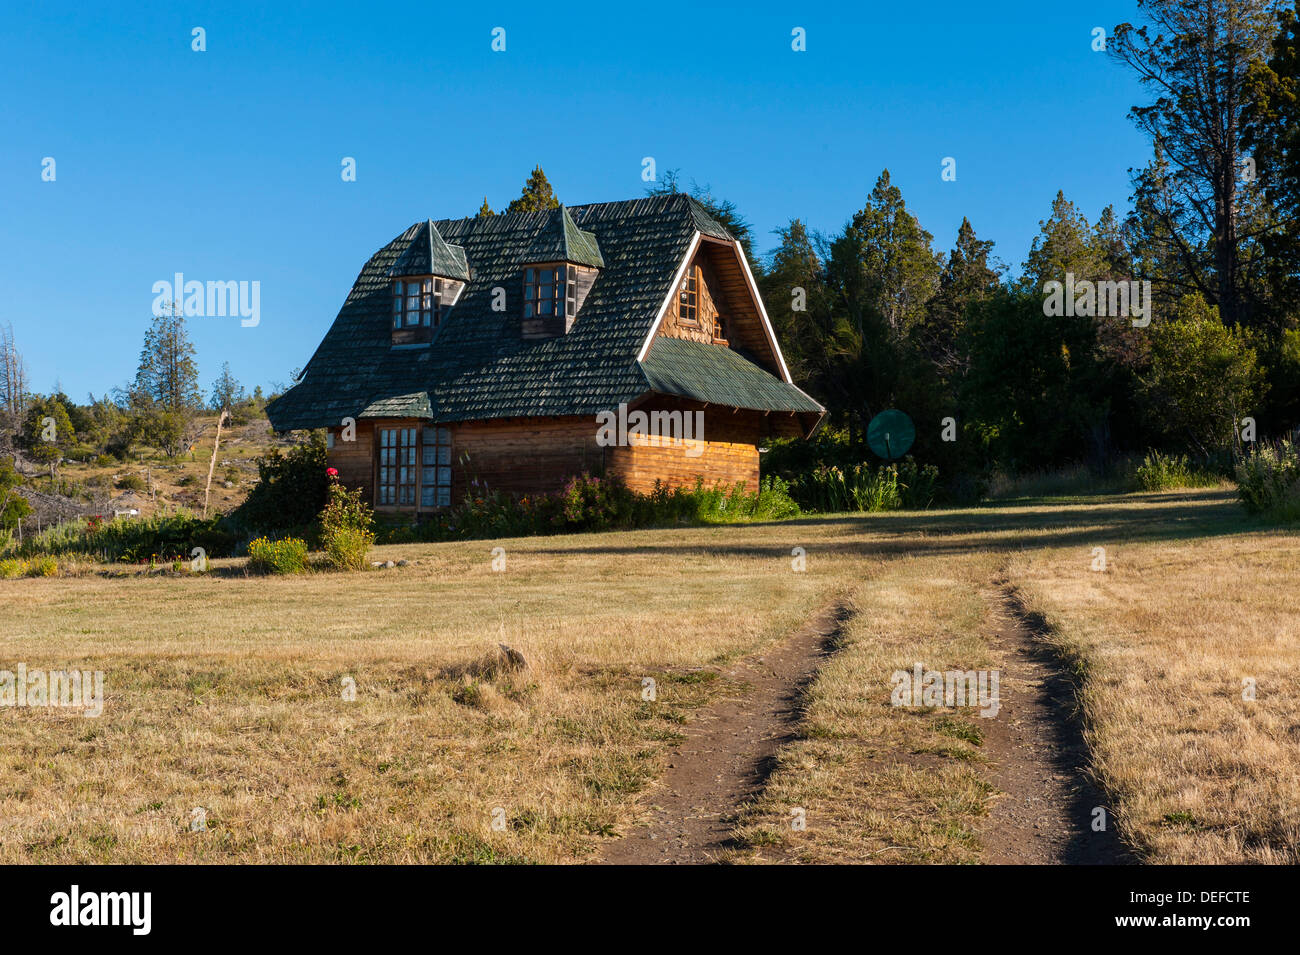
[0,0,1150,400]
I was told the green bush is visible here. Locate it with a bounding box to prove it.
[1235,441,1300,521]
[24,556,58,577]
[0,558,25,578]
[790,458,937,513]
[1134,450,1220,492]
[247,536,309,574]
[116,474,146,491]
[11,511,238,563]
[231,431,328,535]
[319,478,375,570]
[376,473,802,543]
[323,526,373,570]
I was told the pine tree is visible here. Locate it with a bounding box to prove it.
[830,170,942,341]
[761,219,833,389]
[1022,191,1104,292]
[1111,0,1284,328]
[210,361,246,411]
[922,218,1001,377]
[505,166,560,214]
[477,197,494,216]
[135,304,201,411]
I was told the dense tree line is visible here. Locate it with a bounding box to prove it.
[753,0,1300,487]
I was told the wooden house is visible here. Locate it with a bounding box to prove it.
[265,195,824,513]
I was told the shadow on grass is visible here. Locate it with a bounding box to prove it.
[521,489,1291,562]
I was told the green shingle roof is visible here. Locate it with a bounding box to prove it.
[640,337,824,413]
[523,205,604,268]
[387,220,470,281]
[265,194,823,432]
[359,391,433,419]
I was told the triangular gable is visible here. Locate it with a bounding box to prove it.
[637,232,794,384]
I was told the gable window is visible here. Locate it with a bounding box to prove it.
[524,265,576,320]
[378,427,416,505]
[392,278,450,330]
[677,266,699,324]
[421,426,452,507]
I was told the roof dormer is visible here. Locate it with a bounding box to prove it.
[520,206,603,340]
[388,220,470,345]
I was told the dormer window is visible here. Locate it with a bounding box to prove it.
[519,206,604,341]
[386,219,471,346]
[392,278,450,330]
[524,265,576,322]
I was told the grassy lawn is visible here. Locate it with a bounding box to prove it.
[0,488,1295,864]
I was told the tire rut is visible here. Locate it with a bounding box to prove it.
[978,581,1132,864]
[598,599,852,865]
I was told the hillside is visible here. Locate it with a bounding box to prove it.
[8,412,303,533]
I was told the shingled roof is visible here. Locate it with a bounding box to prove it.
[387,220,470,281]
[265,194,823,432]
[523,204,604,268]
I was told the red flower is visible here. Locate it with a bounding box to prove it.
[326,467,339,478]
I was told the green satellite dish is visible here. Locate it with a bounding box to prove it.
[867,410,915,460]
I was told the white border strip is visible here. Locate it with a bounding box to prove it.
[636,231,703,362]
[636,231,798,387]
[730,238,794,384]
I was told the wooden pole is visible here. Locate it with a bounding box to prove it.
[203,409,230,519]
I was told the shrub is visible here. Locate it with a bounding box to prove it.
[319,476,375,570]
[94,454,115,468]
[1133,450,1221,492]
[116,474,146,492]
[324,526,373,570]
[247,536,309,574]
[232,432,328,534]
[373,473,802,543]
[1235,441,1300,521]
[789,458,939,513]
[0,558,25,578]
[11,511,238,563]
[24,556,58,577]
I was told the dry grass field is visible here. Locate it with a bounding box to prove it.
[0,488,1295,864]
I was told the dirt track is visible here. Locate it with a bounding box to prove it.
[599,601,850,865]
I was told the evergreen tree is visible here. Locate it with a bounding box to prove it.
[761,219,834,392]
[830,170,942,342]
[210,361,246,411]
[505,166,560,214]
[477,197,494,216]
[921,217,1001,377]
[135,304,201,412]
[1022,192,1104,292]
[1111,0,1284,328]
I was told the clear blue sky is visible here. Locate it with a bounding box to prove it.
[0,0,1149,401]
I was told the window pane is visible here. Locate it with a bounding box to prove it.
[437,467,451,486]
[395,281,404,294]
[437,446,450,465]
[437,427,450,443]
[437,487,450,506]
